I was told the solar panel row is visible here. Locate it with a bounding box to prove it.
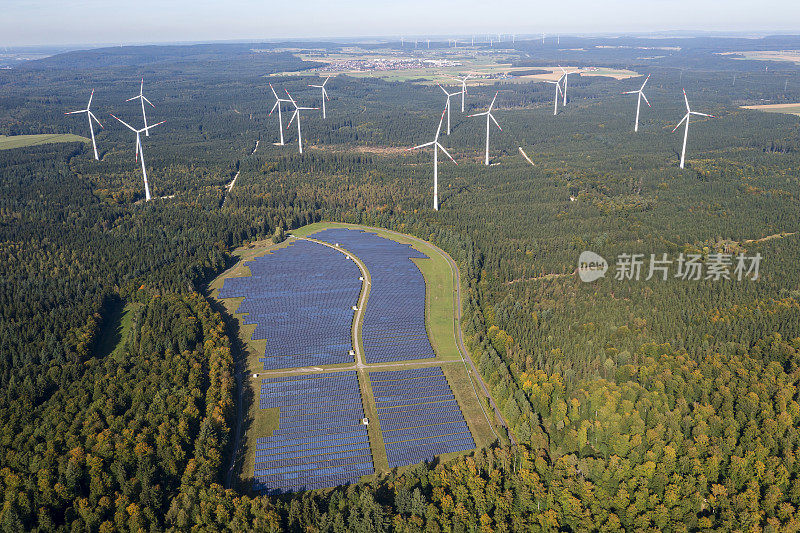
[218,240,360,370]
[370,367,475,469]
[253,372,374,493]
[308,228,436,363]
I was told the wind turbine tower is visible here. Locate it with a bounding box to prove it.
[623,74,651,132]
[468,91,502,166]
[309,76,332,119]
[65,89,103,160]
[110,114,165,202]
[546,78,564,115]
[673,90,715,169]
[268,83,291,145]
[408,109,457,211]
[438,84,463,135]
[284,89,318,154]
[559,66,577,106]
[452,74,473,112]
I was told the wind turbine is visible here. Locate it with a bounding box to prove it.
[284,89,317,154]
[452,74,473,112]
[545,78,564,115]
[408,108,457,211]
[309,76,332,119]
[558,66,577,106]
[110,114,165,202]
[438,84,463,135]
[65,89,103,160]
[673,90,715,169]
[268,83,291,145]
[468,91,502,166]
[126,78,155,136]
[623,74,651,132]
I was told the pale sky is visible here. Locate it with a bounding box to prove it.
[3,0,800,46]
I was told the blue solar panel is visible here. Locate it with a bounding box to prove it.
[369,367,475,469]
[309,228,437,363]
[253,372,374,493]
[218,240,360,370]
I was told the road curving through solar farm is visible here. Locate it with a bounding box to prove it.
[210,223,501,493]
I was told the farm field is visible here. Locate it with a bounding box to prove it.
[741,102,800,116]
[0,133,88,150]
[210,223,498,491]
[723,49,800,64]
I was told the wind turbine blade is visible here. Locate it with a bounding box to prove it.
[89,111,103,128]
[144,120,166,132]
[691,112,715,118]
[284,89,297,106]
[269,83,279,99]
[409,141,436,150]
[437,143,457,164]
[88,89,94,109]
[135,134,140,162]
[110,113,137,132]
[438,84,448,95]
[683,89,690,112]
[323,88,330,101]
[519,146,535,166]
[468,112,489,117]
[287,109,298,128]
[269,100,279,115]
[435,107,446,138]
[641,74,651,91]
[672,114,689,133]
[323,76,330,86]
[622,90,639,95]
[489,91,498,110]
[641,92,651,107]
[126,95,140,102]
[490,113,502,130]
[65,110,85,115]
[143,96,155,108]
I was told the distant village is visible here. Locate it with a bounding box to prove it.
[318,58,463,73]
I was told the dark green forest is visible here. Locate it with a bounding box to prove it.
[2,37,800,531]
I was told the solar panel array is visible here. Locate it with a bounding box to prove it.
[370,367,475,468]
[218,240,360,370]
[309,228,436,363]
[253,372,374,493]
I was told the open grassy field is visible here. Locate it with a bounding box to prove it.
[741,103,800,116]
[722,50,800,64]
[358,370,389,472]
[93,301,141,361]
[273,51,638,85]
[238,407,280,491]
[210,222,497,486]
[0,133,89,150]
